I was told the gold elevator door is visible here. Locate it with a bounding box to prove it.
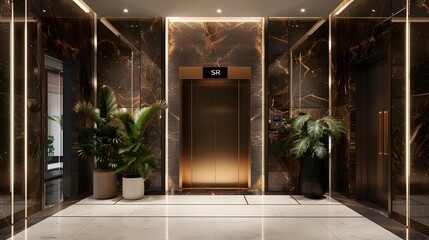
[181,79,249,188]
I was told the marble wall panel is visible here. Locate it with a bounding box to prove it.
[98,21,135,109]
[41,0,94,196]
[168,20,263,191]
[98,18,164,191]
[266,19,329,192]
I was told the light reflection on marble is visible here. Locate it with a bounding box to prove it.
[9,194,403,240]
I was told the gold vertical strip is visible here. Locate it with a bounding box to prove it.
[10,0,15,224]
[383,111,388,155]
[165,17,169,192]
[24,0,28,218]
[261,17,265,192]
[237,80,240,187]
[328,13,333,197]
[405,0,411,228]
[93,13,97,107]
[131,51,134,112]
[289,51,293,118]
[378,112,383,155]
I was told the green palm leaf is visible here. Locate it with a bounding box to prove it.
[291,136,311,158]
[73,101,104,126]
[292,113,311,131]
[98,85,118,120]
[320,116,346,141]
[134,100,167,139]
[313,142,328,159]
[307,120,324,138]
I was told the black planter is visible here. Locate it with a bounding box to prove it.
[299,153,326,199]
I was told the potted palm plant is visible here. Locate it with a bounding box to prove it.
[113,100,167,200]
[73,85,121,199]
[280,113,345,199]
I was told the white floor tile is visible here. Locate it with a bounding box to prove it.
[116,195,247,205]
[130,204,284,217]
[245,195,299,205]
[277,204,361,217]
[320,218,402,239]
[292,195,341,205]
[53,205,139,217]
[8,195,403,240]
[75,196,122,205]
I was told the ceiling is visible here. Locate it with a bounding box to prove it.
[84,0,343,18]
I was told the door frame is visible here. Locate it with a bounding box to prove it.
[178,67,252,189]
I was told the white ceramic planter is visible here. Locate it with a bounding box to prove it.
[93,170,117,199]
[122,176,145,200]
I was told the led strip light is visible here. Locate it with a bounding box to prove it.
[405,0,411,228]
[165,17,169,193]
[24,0,28,218]
[10,0,15,224]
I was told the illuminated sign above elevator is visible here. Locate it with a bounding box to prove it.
[203,67,228,78]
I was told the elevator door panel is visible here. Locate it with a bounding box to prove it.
[357,56,390,209]
[366,58,387,208]
[182,80,249,188]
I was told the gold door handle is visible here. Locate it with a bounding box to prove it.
[378,111,383,155]
[383,111,388,156]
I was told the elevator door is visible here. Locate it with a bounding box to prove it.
[182,79,249,188]
[357,56,390,209]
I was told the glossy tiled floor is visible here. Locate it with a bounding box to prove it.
[9,195,402,240]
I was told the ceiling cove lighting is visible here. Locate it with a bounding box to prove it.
[72,0,90,13]
[334,0,355,16]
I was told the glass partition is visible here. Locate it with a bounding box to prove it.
[409,0,429,234]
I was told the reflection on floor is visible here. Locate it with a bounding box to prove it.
[44,178,63,208]
[0,196,25,219]
[393,195,429,232]
[9,195,402,240]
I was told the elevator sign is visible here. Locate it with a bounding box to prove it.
[203,67,228,78]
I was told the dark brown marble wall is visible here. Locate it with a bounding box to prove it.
[0,1,12,228]
[0,0,42,228]
[1,0,95,229]
[332,0,394,198]
[167,20,263,191]
[41,0,95,197]
[266,19,329,192]
[98,18,164,191]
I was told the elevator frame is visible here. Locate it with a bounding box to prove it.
[178,66,252,189]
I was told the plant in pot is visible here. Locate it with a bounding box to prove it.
[113,100,167,200]
[73,85,121,199]
[280,113,345,199]
[47,135,55,157]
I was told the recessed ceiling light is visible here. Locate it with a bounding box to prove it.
[217,9,222,14]
[300,8,306,13]
[123,8,129,13]
[42,9,46,13]
[371,9,376,12]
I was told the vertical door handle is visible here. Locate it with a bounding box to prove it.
[378,111,383,155]
[383,111,388,156]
